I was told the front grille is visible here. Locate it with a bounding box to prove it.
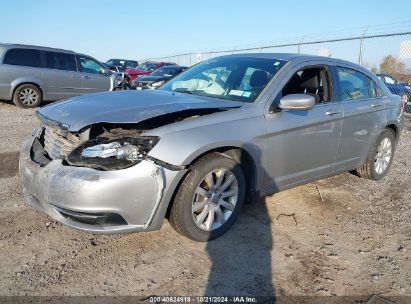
[54,205,128,226]
[43,126,81,160]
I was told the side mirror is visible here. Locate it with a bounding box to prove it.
[279,94,315,111]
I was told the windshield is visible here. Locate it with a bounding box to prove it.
[151,66,180,77]
[160,57,287,102]
[137,63,158,71]
[106,59,120,66]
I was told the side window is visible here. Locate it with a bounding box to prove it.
[281,66,332,104]
[3,48,41,67]
[79,56,104,74]
[45,52,77,71]
[336,67,376,101]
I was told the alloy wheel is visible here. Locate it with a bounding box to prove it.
[19,88,38,106]
[374,137,392,175]
[191,168,239,231]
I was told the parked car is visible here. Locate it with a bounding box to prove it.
[376,73,411,112]
[102,63,132,90]
[0,44,116,108]
[20,54,404,241]
[105,59,138,71]
[132,65,188,90]
[126,61,175,81]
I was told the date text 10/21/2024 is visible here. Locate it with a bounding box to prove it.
[149,296,258,303]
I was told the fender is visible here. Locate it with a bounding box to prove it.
[10,76,45,97]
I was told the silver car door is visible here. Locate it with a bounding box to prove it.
[42,51,82,100]
[78,56,111,93]
[264,63,343,191]
[333,65,386,169]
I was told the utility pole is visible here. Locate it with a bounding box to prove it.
[298,36,306,54]
[359,27,369,65]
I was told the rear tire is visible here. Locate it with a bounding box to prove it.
[356,129,395,180]
[169,153,246,241]
[13,84,42,108]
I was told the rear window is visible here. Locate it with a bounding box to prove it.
[3,48,41,67]
[137,63,159,71]
[336,67,376,101]
[45,51,77,71]
[126,61,138,68]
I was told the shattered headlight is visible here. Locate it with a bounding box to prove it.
[66,137,159,170]
[81,142,140,160]
[113,75,124,87]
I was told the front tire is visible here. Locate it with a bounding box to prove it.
[356,129,395,180]
[169,153,246,241]
[13,84,42,108]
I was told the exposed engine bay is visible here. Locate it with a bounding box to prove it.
[31,108,230,171]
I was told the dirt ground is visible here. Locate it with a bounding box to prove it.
[0,100,410,301]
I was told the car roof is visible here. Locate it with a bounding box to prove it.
[160,64,188,69]
[0,43,75,54]
[107,58,137,62]
[220,52,365,65]
[219,53,376,76]
[144,61,174,64]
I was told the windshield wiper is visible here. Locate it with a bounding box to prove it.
[172,88,193,95]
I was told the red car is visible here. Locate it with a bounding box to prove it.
[126,61,175,81]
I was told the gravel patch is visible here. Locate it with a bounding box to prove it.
[0,101,410,299]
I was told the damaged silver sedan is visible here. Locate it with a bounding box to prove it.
[20,54,404,241]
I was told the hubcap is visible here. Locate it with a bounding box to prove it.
[374,137,392,175]
[192,168,239,231]
[19,88,38,106]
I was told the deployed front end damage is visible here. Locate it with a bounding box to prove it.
[21,123,195,234]
[19,90,241,234]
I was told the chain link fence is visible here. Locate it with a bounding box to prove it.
[142,31,411,110]
[144,32,411,72]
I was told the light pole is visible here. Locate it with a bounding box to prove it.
[359,27,369,65]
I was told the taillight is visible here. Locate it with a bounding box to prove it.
[401,94,407,111]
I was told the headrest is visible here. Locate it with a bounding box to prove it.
[250,70,268,87]
[298,70,319,90]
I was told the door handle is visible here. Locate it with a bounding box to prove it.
[371,104,382,108]
[71,75,80,78]
[325,110,341,116]
[82,75,90,79]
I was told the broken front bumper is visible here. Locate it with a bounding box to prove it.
[19,135,186,234]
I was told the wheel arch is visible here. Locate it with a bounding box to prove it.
[189,146,258,202]
[385,124,397,138]
[164,145,260,220]
[11,78,44,97]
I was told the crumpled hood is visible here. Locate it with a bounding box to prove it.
[38,90,242,132]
